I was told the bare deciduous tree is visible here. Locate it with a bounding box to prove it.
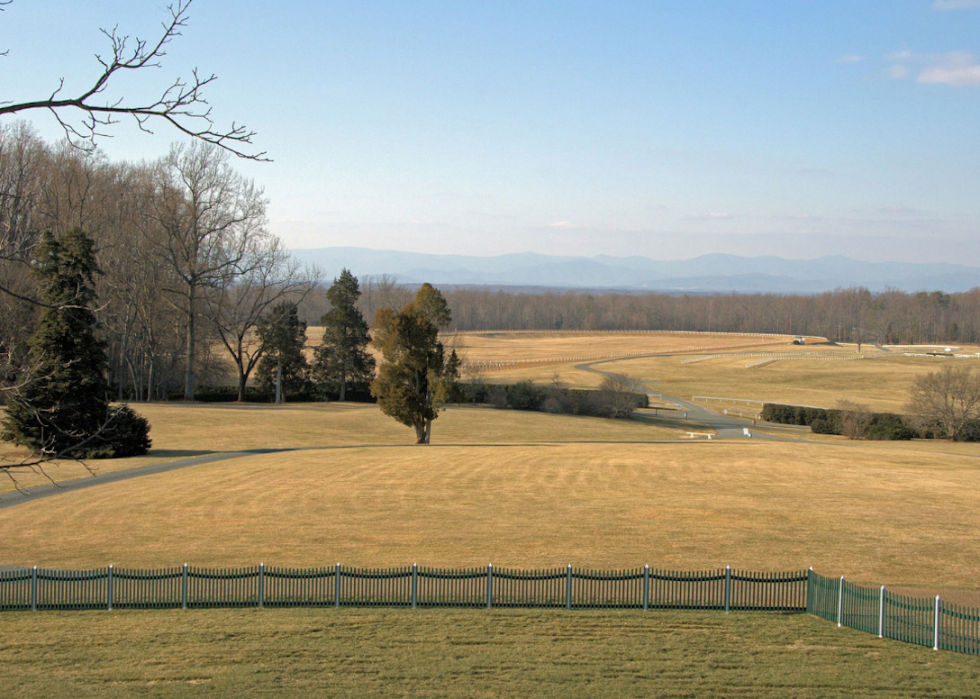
[835,399,873,440]
[904,365,980,440]
[207,236,320,401]
[0,0,266,160]
[144,141,268,400]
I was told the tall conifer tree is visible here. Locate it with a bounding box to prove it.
[312,269,374,401]
[1,229,150,457]
[256,301,309,403]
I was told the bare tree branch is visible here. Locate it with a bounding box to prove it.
[0,0,267,160]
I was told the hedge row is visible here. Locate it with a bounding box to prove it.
[167,385,375,404]
[462,380,648,419]
[761,403,916,440]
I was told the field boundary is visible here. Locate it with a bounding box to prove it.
[1,564,976,656]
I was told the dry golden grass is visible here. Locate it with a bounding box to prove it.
[0,403,679,495]
[598,353,978,412]
[450,330,790,364]
[4,437,979,591]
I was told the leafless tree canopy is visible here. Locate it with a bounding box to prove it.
[835,399,873,440]
[0,0,266,160]
[316,286,980,346]
[0,128,305,481]
[904,365,980,440]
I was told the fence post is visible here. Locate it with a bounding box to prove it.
[258,563,264,609]
[31,565,37,612]
[879,586,885,638]
[643,565,649,611]
[487,564,492,609]
[335,563,340,608]
[412,563,418,609]
[806,567,813,613]
[837,576,844,628]
[182,564,188,610]
[107,565,113,611]
[566,565,572,610]
[934,596,941,651]
[725,566,731,615]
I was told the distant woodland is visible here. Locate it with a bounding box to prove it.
[3,126,980,405]
[304,281,979,347]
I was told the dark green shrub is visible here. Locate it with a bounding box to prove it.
[864,413,916,441]
[506,380,545,411]
[953,419,980,442]
[86,405,152,457]
[810,417,838,434]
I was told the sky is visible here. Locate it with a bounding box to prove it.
[3,0,980,264]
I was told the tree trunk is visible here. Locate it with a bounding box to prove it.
[275,359,282,404]
[236,336,247,402]
[183,284,196,401]
[237,368,247,402]
[339,362,346,402]
[415,421,428,444]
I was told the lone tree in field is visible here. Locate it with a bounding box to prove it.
[371,284,455,444]
[1,229,150,461]
[904,365,980,440]
[312,269,374,401]
[256,301,309,404]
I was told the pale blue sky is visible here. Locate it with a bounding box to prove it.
[3,1,980,263]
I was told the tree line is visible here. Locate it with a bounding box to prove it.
[314,285,980,346]
[0,123,314,406]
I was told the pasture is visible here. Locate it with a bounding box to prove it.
[3,413,980,594]
[3,330,980,697]
[449,330,980,412]
[0,402,681,496]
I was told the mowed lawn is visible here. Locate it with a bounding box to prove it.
[4,435,980,592]
[3,608,979,699]
[0,402,680,495]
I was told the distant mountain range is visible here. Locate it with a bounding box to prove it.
[289,247,980,294]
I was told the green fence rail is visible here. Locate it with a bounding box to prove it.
[0,564,806,612]
[1,564,975,657]
[805,569,980,656]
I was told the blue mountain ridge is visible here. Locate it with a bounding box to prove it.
[289,247,980,294]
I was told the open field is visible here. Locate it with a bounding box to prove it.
[3,436,980,592]
[598,353,977,413]
[0,403,681,496]
[451,331,980,411]
[450,330,793,364]
[5,333,980,696]
[3,608,978,698]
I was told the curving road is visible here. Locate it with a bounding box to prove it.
[575,355,796,441]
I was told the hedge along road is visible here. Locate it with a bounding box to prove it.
[574,355,796,441]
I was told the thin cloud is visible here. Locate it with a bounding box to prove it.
[887,50,980,86]
[889,64,910,79]
[547,221,589,229]
[933,0,980,9]
[836,54,865,64]
[919,52,980,86]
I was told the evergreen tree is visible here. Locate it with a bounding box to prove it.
[255,301,309,403]
[312,269,374,401]
[370,284,453,443]
[1,229,151,458]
